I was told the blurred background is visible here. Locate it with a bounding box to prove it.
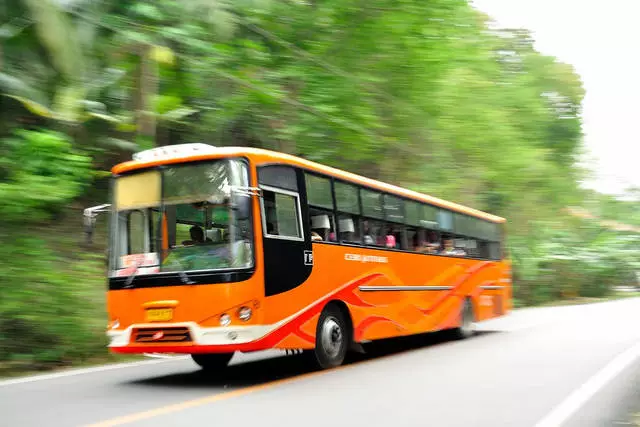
[0,0,638,375]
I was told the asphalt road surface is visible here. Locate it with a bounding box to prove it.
[2,297,640,427]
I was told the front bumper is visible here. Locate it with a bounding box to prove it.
[107,322,278,354]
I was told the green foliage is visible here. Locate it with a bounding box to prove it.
[0,221,109,368]
[0,0,637,372]
[511,221,639,305]
[0,129,92,222]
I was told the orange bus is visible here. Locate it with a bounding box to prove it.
[84,143,511,370]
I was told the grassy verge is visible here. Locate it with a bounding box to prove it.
[536,290,640,308]
[0,354,147,379]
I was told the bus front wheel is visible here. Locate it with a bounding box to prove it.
[191,352,234,371]
[313,304,349,369]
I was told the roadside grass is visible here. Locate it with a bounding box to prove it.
[0,355,146,379]
[535,290,640,308]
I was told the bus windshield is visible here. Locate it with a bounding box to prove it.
[109,159,253,279]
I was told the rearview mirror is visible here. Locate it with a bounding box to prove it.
[83,204,111,244]
[230,187,260,220]
[233,195,252,220]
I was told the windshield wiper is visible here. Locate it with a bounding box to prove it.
[123,255,194,288]
[165,255,196,285]
[123,259,142,288]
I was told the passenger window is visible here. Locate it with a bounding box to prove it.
[334,181,359,214]
[338,214,361,244]
[262,189,302,239]
[310,208,336,242]
[360,189,384,220]
[305,174,333,210]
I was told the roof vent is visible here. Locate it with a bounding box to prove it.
[132,143,217,162]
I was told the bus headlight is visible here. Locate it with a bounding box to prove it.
[220,313,231,327]
[237,306,252,321]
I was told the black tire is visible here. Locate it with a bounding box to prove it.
[313,304,350,369]
[191,352,234,371]
[451,298,475,340]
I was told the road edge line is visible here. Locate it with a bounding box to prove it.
[0,356,188,387]
[534,339,640,427]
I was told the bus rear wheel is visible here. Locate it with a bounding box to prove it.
[191,352,234,371]
[451,298,475,340]
[313,304,350,370]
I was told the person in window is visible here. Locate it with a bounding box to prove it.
[425,231,440,254]
[267,222,277,235]
[385,227,397,248]
[363,220,375,245]
[311,231,323,241]
[441,238,465,256]
[182,225,206,246]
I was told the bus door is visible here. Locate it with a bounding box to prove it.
[257,165,313,296]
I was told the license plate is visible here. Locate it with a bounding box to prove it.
[146,308,173,322]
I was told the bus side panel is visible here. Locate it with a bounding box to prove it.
[264,243,509,350]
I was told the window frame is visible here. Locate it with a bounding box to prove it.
[259,184,305,242]
[297,165,504,260]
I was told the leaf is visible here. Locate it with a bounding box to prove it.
[158,107,199,123]
[0,73,45,104]
[129,3,165,22]
[99,137,139,152]
[0,18,31,40]
[22,0,85,83]
[4,95,55,118]
[149,45,176,66]
[51,85,86,123]
[84,112,122,124]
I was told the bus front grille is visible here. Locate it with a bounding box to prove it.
[133,327,193,343]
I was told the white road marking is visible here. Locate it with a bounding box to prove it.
[0,356,189,387]
[534,340,640,427]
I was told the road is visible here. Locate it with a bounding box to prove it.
[2,297,640,427]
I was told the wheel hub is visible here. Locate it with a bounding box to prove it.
[321,317,343,358]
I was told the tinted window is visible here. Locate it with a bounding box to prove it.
[361,189,384,219]
[334,181,359,214]
[437,209,453,232]
[405,201,421,227]
[305,173,333,209]
[258,165,298,192]
[421,204,439,229]
[263,190,301,239]
[383,195,404,223]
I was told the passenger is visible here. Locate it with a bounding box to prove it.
[385,227,396,248]
[441,238,465,256]
[425,231,440,253]
[182,225,205,246]
[191,226,205,243]
[363,221,375,245]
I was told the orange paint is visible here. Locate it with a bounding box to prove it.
[107,147,511,356]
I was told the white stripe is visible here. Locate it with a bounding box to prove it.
[0,356,188,387]
[534,340,640,427]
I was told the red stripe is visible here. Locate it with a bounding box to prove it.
[116,272,383,354]
[354,315,395,341]
[420,261,493,315]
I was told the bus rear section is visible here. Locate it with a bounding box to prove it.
[229,162,512,368]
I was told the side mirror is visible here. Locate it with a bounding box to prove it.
[83,204,111,245]
[233,195,252,220]
[230,187,260,220]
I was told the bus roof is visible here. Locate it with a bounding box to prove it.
[112,144,505,224]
